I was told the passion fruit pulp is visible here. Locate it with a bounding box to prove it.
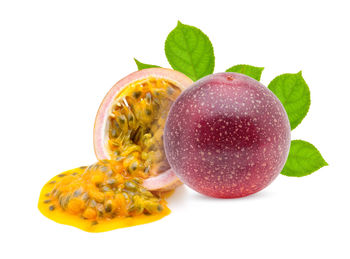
[38,68,193,232]
[38,162,170,232]
[94,68,193,191]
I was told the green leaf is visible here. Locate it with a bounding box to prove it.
[226,64,264,81]
[134,58,160,70]
[281,140,328,177]
[268,71,310,130]
[165,21,215,81]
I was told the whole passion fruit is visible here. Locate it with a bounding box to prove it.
[94,68,193,192]
[164,72,291,198]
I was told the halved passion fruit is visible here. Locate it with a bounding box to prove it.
[38,68,192,232]
[93,68,193,191]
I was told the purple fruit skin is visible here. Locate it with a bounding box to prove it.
[164,72,291,198]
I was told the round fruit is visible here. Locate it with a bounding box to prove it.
[94,68,193,192]
[164,72,291,198]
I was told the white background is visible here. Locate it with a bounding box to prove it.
[1,0,349,258]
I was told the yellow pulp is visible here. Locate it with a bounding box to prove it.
[107,77,181,177]
[38,77,180,232]
[38,166,170,233]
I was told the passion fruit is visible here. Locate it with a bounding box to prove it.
[164,72,291,198]
[93,68,193,191]
[38,68,193,232]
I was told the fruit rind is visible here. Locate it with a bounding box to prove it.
[164,72,291,198]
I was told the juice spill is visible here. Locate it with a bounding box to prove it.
[38,77,183,232]
[38,163,170,232]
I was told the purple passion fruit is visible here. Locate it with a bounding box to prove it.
[164,72,291,198]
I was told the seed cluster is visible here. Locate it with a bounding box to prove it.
[107,78,180,177]
[43,161,165,223]
[41,78,180,223]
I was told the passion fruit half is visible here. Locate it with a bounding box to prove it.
[38,68,192,232]
[93,68,193,192]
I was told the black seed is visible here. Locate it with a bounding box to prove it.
[106,179,116,185]
[125,181,137,190]
[105,202,112,213]
[58,174,66,177]
[123,190,135,197]
[79,166,87,169]
[102,186,111,192]
[91,221,98,226]
[144,210,151,215]
[49,205,55,211]
[81,192,89,201]
[128,204,136,212]
[118,115,126,124]
[49,181,56,184]
[45,193,50,197]
[133,91,141,99]
[132,178,141,184]
[145,109,152,116]
[145,92,152,103]
[73,189,82,197]
[72,172,78,176]
[130,162,138,171]
[157,205,163,212]
[43,199,51,204]
[96,204,104,216]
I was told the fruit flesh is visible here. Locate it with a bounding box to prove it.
[106,77,181,179]
[164,72,291,198]
[38,70,191,232]
[38,163,170,232]
[94,69,193,192]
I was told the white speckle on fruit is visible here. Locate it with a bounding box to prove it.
[164,72,291,198]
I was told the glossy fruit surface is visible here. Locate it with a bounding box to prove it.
[164,72,291,198]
